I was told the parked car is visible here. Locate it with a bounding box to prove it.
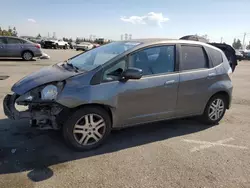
[0,36,43,60]
[68,41,76,49]
[75,42,94,51]
[242,50,250,60]
[3,39,233,151]
[43,39,69,49]
[93,43,100,48]
[235,50,244,61]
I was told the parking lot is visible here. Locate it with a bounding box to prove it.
[0,49,250,188]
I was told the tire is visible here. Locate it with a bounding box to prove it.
[22,51,33,61]
[200,94,227,125]
[55,44,58,49]
[63,106,112,151]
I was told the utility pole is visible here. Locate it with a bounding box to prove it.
[242,32,246,50]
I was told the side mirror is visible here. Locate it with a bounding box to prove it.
[107,68,123,77]
[121,67,143,80]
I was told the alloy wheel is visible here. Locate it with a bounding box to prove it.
[23,52,32,60]
[208,98,225,121]
[73,114,106,145]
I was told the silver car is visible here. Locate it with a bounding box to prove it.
[75,42,94,51]
[0,36,43,60]
[3,39,233,151]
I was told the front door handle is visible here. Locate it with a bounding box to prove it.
[164,80,175,85]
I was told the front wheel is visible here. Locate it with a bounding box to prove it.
[63,107,112,151]
[200,94,227,125]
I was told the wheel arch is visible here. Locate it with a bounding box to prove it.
[207,90,230,109]
[21,50,34,57]
[57,103,114,128]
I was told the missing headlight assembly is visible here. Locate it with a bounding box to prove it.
[4,81,67,130]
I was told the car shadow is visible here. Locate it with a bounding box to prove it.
[0,58,36,62]
[0,75,9,80]
[0,118,213,182]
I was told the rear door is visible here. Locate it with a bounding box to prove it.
[0,37,7,57]
[176,44,217,116]
[5,37,24,57]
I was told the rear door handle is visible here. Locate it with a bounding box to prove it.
[164,80,175,85]
[207,73,216,79]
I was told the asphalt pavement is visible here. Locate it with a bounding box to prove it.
[0,49,250,188]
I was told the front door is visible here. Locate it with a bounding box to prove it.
[103,45,179,127]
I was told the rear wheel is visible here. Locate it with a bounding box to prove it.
[22,51,33,61]
[63,107,112,151]
[200,94,227,125]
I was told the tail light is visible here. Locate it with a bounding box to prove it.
[227,67,233,79]
[35,44,41,49]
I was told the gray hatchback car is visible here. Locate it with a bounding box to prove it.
[3,39,233,151]
[0,36,43,60]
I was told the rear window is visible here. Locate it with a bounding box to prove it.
[207,47,223,67]
[7,38,25,44]
[180,45,208,71]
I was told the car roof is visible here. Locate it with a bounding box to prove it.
[0,36,32,42]
[121,38,222,52]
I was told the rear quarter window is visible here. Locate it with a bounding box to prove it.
[180,45,208,71]
[207,47,223,67]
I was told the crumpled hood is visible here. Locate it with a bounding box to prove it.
[11,63,80,95]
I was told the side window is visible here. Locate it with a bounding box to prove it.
[180,45,208,71]
[0,38,6,44]
[7,38,23,44]
[207,48,223,67]
[103,59,126,82]
[129,45,175,76]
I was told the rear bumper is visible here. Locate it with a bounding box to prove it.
[76,47,88,50]
[33,51,43,57]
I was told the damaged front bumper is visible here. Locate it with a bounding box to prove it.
[3,93,65,130]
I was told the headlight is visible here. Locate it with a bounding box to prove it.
[41,85,58,100]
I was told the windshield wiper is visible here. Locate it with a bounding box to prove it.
[61,61,79,72]
[66,62,79,72]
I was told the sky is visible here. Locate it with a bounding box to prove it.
[1,0,250,45]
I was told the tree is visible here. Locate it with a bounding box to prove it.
[36,33,41,38]
[247,43,250,50]
[0,26,18,36]
[232,38,242,49]
[12,27,17,36]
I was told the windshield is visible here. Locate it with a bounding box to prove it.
[67,41,141,71]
